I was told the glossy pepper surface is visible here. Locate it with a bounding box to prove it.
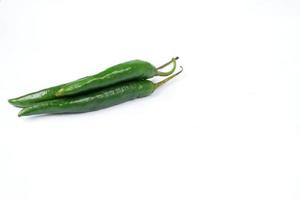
[18,67,183,117]
[9,58,177,108]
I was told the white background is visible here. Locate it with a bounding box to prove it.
[1,0,300,199]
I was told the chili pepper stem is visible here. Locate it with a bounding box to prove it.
[155,66,183,89]
[156,57,178,76]
[156,57,179,70]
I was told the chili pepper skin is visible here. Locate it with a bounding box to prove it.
[8,84,65,108]
[9,58,177,108]
[18,80,155,116]
[55,58,177,97]
[18,67,183,117]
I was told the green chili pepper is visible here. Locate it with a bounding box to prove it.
[18,67,183,117]
[8,58,178,108]
[55,57,178,97]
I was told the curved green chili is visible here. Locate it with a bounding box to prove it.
[18,67,183,117]
[8,57,178,108]
[55,57,178,97]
